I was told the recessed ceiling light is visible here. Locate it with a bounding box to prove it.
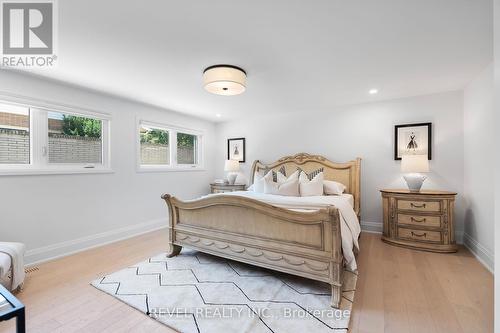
[203,65,247,96]
[369,89,378,95]
[215,113,221,118]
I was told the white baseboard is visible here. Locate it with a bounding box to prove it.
[462,232,494,273]
[360,221,383,234]
[25,218,167,266]
[455,231,464,244]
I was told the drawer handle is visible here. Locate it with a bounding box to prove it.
[411,231,427,238]
[410,217,427,223]
[410,203,426,209]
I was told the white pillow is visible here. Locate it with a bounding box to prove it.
[275,171,287,183]
[299,171,324,196]
[324,180,346,195]
[272,165,287,182]
[264,170,300,196]
[252,171,266,193]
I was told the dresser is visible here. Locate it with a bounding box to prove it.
[210,183,246,194]
[380,189,457,253]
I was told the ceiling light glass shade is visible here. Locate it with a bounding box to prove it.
[203,65,246,96]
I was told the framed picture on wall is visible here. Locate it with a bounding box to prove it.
[394,123,432,160]
[227,137,245,163]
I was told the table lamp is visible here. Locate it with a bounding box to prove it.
[224,159,240,185]
[401,154,429,192]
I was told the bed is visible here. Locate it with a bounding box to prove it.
[161,153,361,308]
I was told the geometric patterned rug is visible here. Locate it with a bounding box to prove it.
[91,249,357,333]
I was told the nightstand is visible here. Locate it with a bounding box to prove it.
[210,183,246,194]
[380,189,457,253]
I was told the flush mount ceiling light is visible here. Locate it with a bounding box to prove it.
[203,65,246,96]
[369,88,379,95]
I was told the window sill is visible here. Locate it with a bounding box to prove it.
[0,168,115,176]
[136,167,207,173]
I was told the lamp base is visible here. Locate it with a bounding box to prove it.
[403,174,427,192]
[227,173,238,185]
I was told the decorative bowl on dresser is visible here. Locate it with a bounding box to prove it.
[210,183,246,194]
[380,189,458,253]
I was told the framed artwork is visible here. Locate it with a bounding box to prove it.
[227,137,245,163]
[394,123,432,160]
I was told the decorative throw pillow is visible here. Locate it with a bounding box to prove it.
[324,180,346,195]
[297,167,324,181]
[272,165,287,182]
[252,171,267,193]
[299,171,324,196]
[264,170,300,196]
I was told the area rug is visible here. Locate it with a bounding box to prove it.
[91,250,357,333]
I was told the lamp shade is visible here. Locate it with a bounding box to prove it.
[401,154,429,173]
[224,159,240,172]
[203,65,246,96]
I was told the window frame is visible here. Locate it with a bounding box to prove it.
[136,119,204,172]
[0,93,112,176]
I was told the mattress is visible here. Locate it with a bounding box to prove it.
[342,194,354,208]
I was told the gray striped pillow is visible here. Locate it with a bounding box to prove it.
[297,167,324,180]
[272,165,287,182]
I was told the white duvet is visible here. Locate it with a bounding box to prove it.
[207,191,360,271]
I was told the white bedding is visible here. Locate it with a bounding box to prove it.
[207,191,360,271]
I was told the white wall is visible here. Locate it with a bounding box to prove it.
[215,91,465,235]
[463,63,494,271]
[0,71,216,264]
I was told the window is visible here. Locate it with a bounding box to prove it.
[138,120,203,171]
[0,97,111,175]
[177,132,197,165]
[0,103,30,165]
[140,125,170,166]
[48,111,103,164]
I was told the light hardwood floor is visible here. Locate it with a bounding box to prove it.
[0,231,493,333]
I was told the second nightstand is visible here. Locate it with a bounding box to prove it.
[210,183,246,194]
[380,189,457,253]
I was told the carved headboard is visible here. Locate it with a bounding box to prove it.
[250,153,362,218]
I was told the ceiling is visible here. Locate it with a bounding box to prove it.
[10,0,493,121]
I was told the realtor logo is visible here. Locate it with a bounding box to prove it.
[1,0,57,67]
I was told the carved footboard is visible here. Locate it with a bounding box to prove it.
[161,194,344,308]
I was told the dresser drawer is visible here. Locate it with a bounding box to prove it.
[397,214,441,228]
[397,200,441,212]
[398,227,441,243]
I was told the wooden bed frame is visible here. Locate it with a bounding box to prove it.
[161,153,361,308]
